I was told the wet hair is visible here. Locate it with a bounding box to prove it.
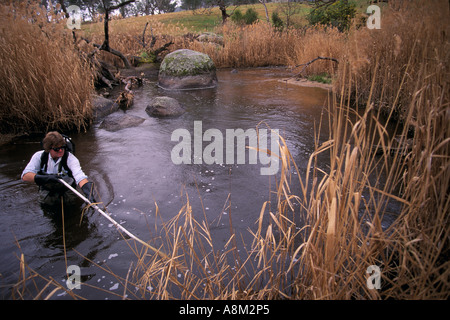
[42,131,65,152]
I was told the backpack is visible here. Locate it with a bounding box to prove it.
[39,134,76,178]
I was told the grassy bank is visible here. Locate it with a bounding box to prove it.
[81,2,310,35]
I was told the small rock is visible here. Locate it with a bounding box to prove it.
[91,94,119,122]
[99,112,145,132]
[145,96,185,118]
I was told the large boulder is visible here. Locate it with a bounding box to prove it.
[145,96,185,118]
[99,112,145,132]
[158,49,217,90]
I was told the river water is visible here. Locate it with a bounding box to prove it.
[0,68,395,299]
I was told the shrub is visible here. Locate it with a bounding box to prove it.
[271,11,284,31]
[243,8,259,25]
[307,0,356,32]
[231,8,244,24]
[231,7,259,25]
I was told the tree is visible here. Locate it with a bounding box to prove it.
[277,0,302,29]
[72,0,136,68]
[181,0,207,11]
[55,0,176,20]
[182,0,249,24]
[258,0,269,22]
[217,0,231,24]
[157,0,176,13]
[135,0,176,15]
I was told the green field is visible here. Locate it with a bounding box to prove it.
[82,0,378,35]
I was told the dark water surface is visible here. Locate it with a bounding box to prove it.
[0,68,387,299]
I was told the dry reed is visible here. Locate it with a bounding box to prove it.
[125,51,448,299]
[336,0,450,121]
[0,2,94,134]
[80,12,346,70]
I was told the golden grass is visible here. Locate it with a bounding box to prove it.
[336,0,450,122]
[0,2,94,134]
[81,16,346,70]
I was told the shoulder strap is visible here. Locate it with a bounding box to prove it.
[59,151,73,178]
[39,151,49,174]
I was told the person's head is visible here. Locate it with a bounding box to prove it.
[43,131,66,159]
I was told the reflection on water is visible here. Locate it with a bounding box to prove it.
[1,67,375,299]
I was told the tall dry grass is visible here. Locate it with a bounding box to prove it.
[188,22,297,68]
[82,13,346,70]
[183,22,346,71]
[336,0,450,121]
[0,2,94,134]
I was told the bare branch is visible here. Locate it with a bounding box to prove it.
[141,22,149,48]
[109,0,136,11]
[291,56,339,78]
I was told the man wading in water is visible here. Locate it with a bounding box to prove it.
[21,131,96,213]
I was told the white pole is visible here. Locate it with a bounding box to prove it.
[58,178,169,260]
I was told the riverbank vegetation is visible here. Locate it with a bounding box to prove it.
[0,2,94,135]
[6,0,449,299]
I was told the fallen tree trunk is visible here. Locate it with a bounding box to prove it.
[80,37,118,88]
[89,40,132,69]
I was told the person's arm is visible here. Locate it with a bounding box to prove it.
[66,154,95,201]
[78,178,89,188]
[22,172,36,183]
[66,153,88,186]
[21,151,47,185]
